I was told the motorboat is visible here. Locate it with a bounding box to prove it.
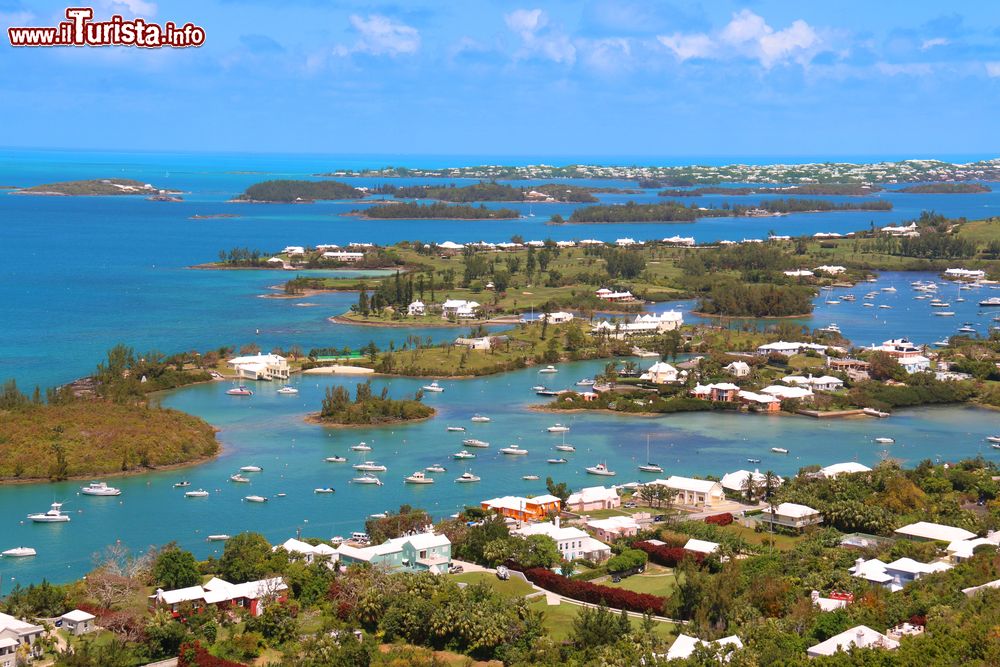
[879,304,893,309]
[2,547,37,558]
[547,458,568,464]
[351,475,383,485]
[538,365,558,373]
[405,471,435,484]
[771,447,789,454]
[555,444,576,452]
[824,299,840,305]
[351,442,372,451]
[841,294,856,302]
[239,465,263,473]
[986,436,1000,444]
[81,481,121,496]
[639,463,664,473]
[276,386,299,394]
[747,458,761,464]
[422,381,444,392]
[453,450,476,459]
[531,385,547,391]
[547,424,570,433]
[933,339,950,347]
[446,426,466,432]
[462,438,490,448]
[930,301,950,307]
[470,415,491,423]
[980,297,1000,307]
[576,378,596,386]
[585,463,616,476]
[368,512,388,519]
[244,495,268,503]
[934,311,955,316]
[818,324,841,334]
[501,446,529,455]
[455,472,481,483]
[958,325,977,334]
[185,489,209,498]
[863,303,874,308]
[522,475,540,481]
[325,456,347,463]
[425,464,447,473]
[206,535,230,542]
[882,286,897,292]
[353,461,387,472]
[314,487,336,494]
[874,437,895,444]
[275,493,286,498]
[229,474,250,483]
[28,502,71,523]
[226,386,253,396]
[174,481,191,488]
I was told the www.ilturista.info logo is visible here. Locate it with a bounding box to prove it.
[8,7,205,48]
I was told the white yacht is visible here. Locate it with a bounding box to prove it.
[2,547,37,558]
[28,502,71,523]
[538,365,558,373]
[771,447,789,454]
[173,481,191,488]
[986,435,1000,444]
[522,474,540,481]
[446,426,466,432]
[500,445,529,455]
[453,450,476,459]
[874,437,895,444]
[425,464,447,473]
[422,381,444,392]
[882,286,897,292]
[879,304,893,309]
[958,325,977,334]
[351,474,384,485]
[244,495,268,503]
[980,297,1000,307]
[934,311,956,317]
[325,456,347,463]
[455,471,481,483]
[226,385,253,396]
[554,444,576,452]
[576,378,596,386]
[933,339,950,347]
[585,463,616,477]
[546,457,568,464]
[229,474,250,483]
[470,415,491,423]
[239,465,263,473]
[351,442,372,451]
[863,303,874,308]
[930,301,950,307]
[531,385,547,391]
[462,438,489,448]
[547,424,570,433]
[206,534,230,542]
[353,461,387,472]
[276,386,299,394]
[818,324,841,334]
[80,481,121,497]
[314,487,335,494]
[405,471,435,484]
[185,489,209,498]
[639,463,664,473]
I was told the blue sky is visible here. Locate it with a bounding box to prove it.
[2,0,1000,158]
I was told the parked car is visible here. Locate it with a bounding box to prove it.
[496,565,510,580]
[448,564,464,574]
[624,501,637,509]
[653,514,665,522]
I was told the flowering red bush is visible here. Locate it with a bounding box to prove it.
[633,540,705,567]
[179,642,247,667]
[704,512,734,526]
[522,567,665,615]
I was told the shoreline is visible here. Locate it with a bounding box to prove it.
[329,314,521,328]
[0,447,222,487]
[689,309,813,320]
[303,411,436,427]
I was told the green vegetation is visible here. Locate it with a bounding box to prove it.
[567,198,891,223]
[697,281,814,317]
[235,179,363,202]
[383,180,605,202]
[315,380,433,425]
[18,178,167,196]
[659,184,883,197]
[358,201,519,219]
[897,183,991,194]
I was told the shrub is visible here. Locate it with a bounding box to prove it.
[705,513,734,526]
[634,540,705,567]
[178,641,247,667]
[521,567,664,614]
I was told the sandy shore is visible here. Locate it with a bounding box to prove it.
[303,365,376,375]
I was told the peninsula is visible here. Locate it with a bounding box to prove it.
[355,201,520,219]
[375,181,629,203]
[14,178,178,196]
[566,198,892,223]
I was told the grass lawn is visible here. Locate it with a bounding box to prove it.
[719,522,804,551]
[527,598,678,642]
[451,571,535,598]
[602,564,678,597]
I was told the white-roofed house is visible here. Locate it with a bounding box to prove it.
[0,612,44,662]
[228,353,290,381]
[513,518,611,562]
[946,531,1000,563]
[720,469,782,495]
[684,538,720,555]
[807,626,899,658]
[321,251,365,262]
[849,556,952,592]
[893,521,977,543]
[441,299,480,320]
[274,538,339,566]
[639,361,681,384]
[150,577,288,617]
[586,515,641,542]
[407,301,426,316]
[665,634,743,662]
[650,476,726,508]
[762,503,823,531]
[337,532,452,574]
[760,385,814,401]
[737,390,781,412]
[60,609,96,636]
[814,265,847,275]
[436,241,465,251]
[819,462,872,478]
[725,360,751,377]
[565,486,620,513]
[539,311,574,324]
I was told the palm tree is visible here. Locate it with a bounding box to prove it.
[741,472,759,503]
[763,470,779,501]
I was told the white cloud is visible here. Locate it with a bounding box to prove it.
[504,8,576,65]
[336,14,420,57]
[986,62,1000,78]
[657,32,713,61]
[921,37,949,51]
[580,38,632,73]
[505,8,547,39]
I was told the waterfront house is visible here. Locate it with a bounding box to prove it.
[782,374,845,392]
[321,251,364,262]
[819,462,872,478]
[944,268,986,280]
[894,521,976,543]
[615,238,638,247]
[807,626,899,658]
[482,494,562,522]
[555,240,576,248]
[274,538,339,565]
[783,269,815,277]
[281,245,306,255]
[441,299,480,320]
[453,336,493,351]
[760,385,814,401]
[720,469,783,494]
[881,222,919,237]
[513,518,611,562]
[649,476,726,508]
[539,311,574,324]
[227,352,290,381]
[665,634,743,662]
[827,358,871,381]
[407,301,426,316]
[639,361,681,384]
[756,341,830,356]
[725,360,751,377]
[594,288,637,303]
[662,235,696,246]
[762,503,823,531]
[150,577,288,618]
[869,339,931,373]
[436,241,465,253]
[708,383,740,402]
[592,311,683,339]
[266,256,287,267]
[0,613,44,663]
[737,390,781,412]
[814,265,847,275]
[60,609,96,636]
[336,532,452,574]
[586,515,641,542]
[565,486,620,512]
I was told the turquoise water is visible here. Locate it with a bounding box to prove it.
[2,149,1000,588]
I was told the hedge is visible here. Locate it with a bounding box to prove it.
[634,541,705,567]
[522,567,665,615]
[179,642,247,667]
[705,513,734,526]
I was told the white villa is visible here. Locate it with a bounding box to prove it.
[539,311,574,324]
[60,610,96,637]
[944,268,986,280]
[819,462,872,478]
[814,265,847,275]
[407,301,426,316]
[565,486,620,512]
[649,476,726,508]
[665,634,743,662]
[881,222,920,237]
[513,518,611,562]
[150,577,288,618]
[760,385,814,400]
[781,374,845,392]
[725,360,751,377]
[615,238,639,247]
[849,556,952,592]
[441,299,480,320]
[228,353,290,381]
[594,288,637,303]
[662,235,695,246]
[784,269,815,277]
[0,612,44,665]
[586,515,642,542]
[947,531,1000,563]
[869,338,931,373]
[592,311,683,339]
[762,503,823,531]
[756,341,830,356]
[321,251,365,262]
[807,626,899,658]
[684,538,721,555]
[893,521,976,543]
[639,361,682,384]
[719,469,783,494]
[274,538,339,565]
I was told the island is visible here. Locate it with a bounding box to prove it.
[232,179,365,203]
[307,381,434,425]
[354,201,520,219]
[895,183,992,194]
[658,184,882,197]
[14,178,178,196]
[567,198,892,223]
[377,181,628,203]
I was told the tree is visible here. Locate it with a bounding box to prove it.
[219,532,275,584]
[545,477,571,505]
[152,544,201,589]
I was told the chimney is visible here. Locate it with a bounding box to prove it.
[854,557,865,572]
[811,590,819,602]
[555,516,561,529]
[856,628,865,644]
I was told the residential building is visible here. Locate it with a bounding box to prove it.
[719,469,783,494]
[227,353,290,381]
[615,237,638,247]
[894,521,976,543]
[849,556,952,592]
[684,538,720,554]
[665,634,743,662]
[827,358,871,381]
[756,341,830,356]
[150,577,289,618]
[819,462,872,478]
[454,336,493,351]
[810,590,852,612]
[591,311,683,338]
[281,245,306,255]
[782,374,845,392]
[594,288,637,303]
[783,269,815,277]
[565,486,620,513]
[436,241,465,252]
[725,360,751,377]
[881,222,919,237]
[0,637,15,667]
[649,476,726,508]
[274,538,339,565]
[737,390,781,412]
[762,503,823,531]
[539,311,574,324]
[481,494,562,522]
[947,532,1000,563]
[441,299,480,320]
[760,384,814,401]
[662,235,695,246]
[963,578,1000,597]
[321,251,365,262]
[513,518,611,562]
[407,301,426,316]
[944,268,986,280]
[0,613,44,663]
[586,515,641,542]
[60,610,96,636]
[814,265,847,275]
[869,338,931,373]
[807,626,899,658]
[639,361,681,384]
[337,532,452,574]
